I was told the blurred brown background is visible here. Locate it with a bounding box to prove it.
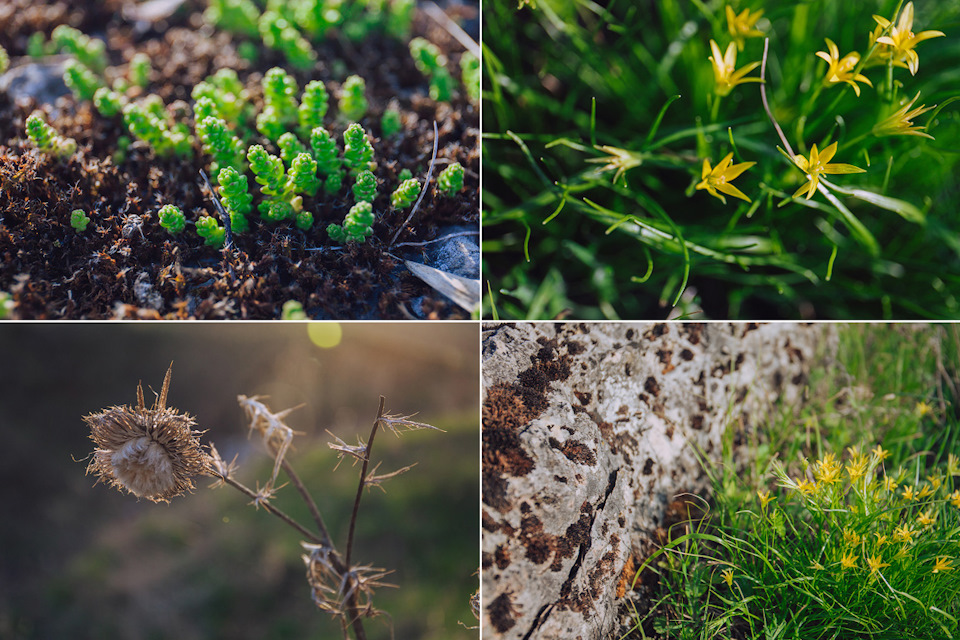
[0,322,479,639]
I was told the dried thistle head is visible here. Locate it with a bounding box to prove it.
[84,364,213,503]
[301,542,394,619]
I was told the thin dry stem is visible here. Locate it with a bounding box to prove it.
[389,121,439,247]
[346,395,386,567]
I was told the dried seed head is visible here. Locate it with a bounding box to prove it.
[84,364,213,503]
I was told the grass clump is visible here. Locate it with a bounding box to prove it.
[482,0,960,319]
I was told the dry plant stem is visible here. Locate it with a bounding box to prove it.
[759,38,795,157]
[346,395,386,566]
[280,457,335,549]
[423,1,480,57]
[218,472,326,545]
[389,122,439,247]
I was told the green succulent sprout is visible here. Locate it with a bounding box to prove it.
[70,209,91,232]
[0,45,8,74]
[295,210,313,231]
[437,162,465,196]
[63,59,103,101]
[27,32,47,58]
[193,96,218,122]
[278,131,308,167]
[52,25,107,72]
[248,144,286,197]
[398,167,413,182]
[217,167,253,233]
[409,37,452,101]
[158,204,186,235]
[113,135,131,164]
[281,299,308,319]
[198,116,246,178]
[298,80,329,138]
[259,10,316,70]
[460,51,480,103]
[293,0,342,38]
[386,0,415,39]
[192,69,249,125]
[343,123,374,175]
[93,87,125,118]
[288,152,321,198]
[381,108,401,138]
[339,75,368,122]
[391,178,421,209]
[309,126,343,193]
[257,67,299,141]
[327,201,375,243]
[25,112,77,158]
[123,99,193,159]
[352,170,377,203]
[196,215,226,248]
[259,199,294,222]
[204,0,261,37]
[129,53,151,88]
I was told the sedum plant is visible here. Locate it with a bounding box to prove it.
[70,209,91,232]
[247,144,318,229]
[380,107,401,137]
[390,177,421,209]
[338,75,368,121]
[158,204,186,235]
[52,24,107,72]
[197,116,246,178]
[129,52,151,88]
[123,98,193,159]
[196,215,226,248]
[409,37,453,101]
[342,122,374,175]
[437,162,464,196]
[298,80,329,138]
[63,59,103,101]
[25,112,77,158]
[328,201,375,243]
[93,87,125,118]
[259,10,316,70]
[278,131,308,167]
[217,167,253,233]
[82,365,442,640]
[191,68,250,126]
[309,126,344,194]
[257,67,300,141]
[352,170,377,203]
[204,0,261,37]
[459,51,480,103]
[0,44,8,74]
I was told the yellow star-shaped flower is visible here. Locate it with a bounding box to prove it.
[816,38,872,97]
[871,1,945,75]
[792,141,866,200]
[867,554,890,575]
[840,551,857,570]
[933,557,954,574]
[708,39,763,97]
[872,91,936,139]
[695,152,755,204]
[871,444,891,462]
[726,6,765,51]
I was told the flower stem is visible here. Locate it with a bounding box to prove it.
[218,473,325,545]
[346,395,386,567]
[281,457,335,548]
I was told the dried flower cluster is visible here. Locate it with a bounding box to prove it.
[84,365,212,502]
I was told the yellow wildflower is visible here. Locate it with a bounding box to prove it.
[721,567,734,587]
[840,551,857,570]
[927,475,942,491]
[871,2,945,75]
[792,142,866,200]
[875,533,888,547]
[846,455,869,483]
[796,478,817,495]
[893,523,915,543]
[949,454,960,477]
[695,152,755,204]
[883,476,897,492]
[902,485,916,500]
[726,6,765,51]
[815,38,872,97]
[917,509,937,527]
[867,554,890,575]
[872,91,936,139]
[843,528,862,547]
[708,39,763,97]
[758,489,775,509]
[872,444,891,462]
[916,401,933,417]
[814,452,843,485]
[949,490,960,509]
[917,485,934,500]
[933,557,954,574]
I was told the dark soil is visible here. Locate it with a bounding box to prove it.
[0,0,479,319]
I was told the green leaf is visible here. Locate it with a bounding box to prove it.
[845,189,925,225]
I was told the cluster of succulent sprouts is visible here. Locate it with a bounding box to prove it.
[83,364,445,638]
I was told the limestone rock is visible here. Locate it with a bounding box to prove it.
[481,322,834,640]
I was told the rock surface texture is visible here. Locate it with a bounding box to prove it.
[481,322,834,640]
